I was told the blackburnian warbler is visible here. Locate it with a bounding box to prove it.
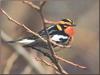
[8,18,76,49]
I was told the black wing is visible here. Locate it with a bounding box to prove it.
[38,25,58,36]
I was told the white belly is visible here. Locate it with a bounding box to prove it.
[51,35,68,42]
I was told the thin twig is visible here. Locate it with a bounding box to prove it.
[40,11,65,74]
[39,58,58,71]
[37,1,66,74]
[55,55,87,69]
[23,0,40,10]
[39,0,46,9]
[30,46,86,69]
[33,56,68,74]
[0,9,46,42]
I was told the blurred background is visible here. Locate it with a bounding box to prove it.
[0,0,99,74]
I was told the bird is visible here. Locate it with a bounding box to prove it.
[8,18,76,50]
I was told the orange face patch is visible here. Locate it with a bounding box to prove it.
[64,27,75,37]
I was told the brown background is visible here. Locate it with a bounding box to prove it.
[0,0,99,74]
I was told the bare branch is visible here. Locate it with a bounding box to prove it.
[33,56,68,74]
[1,31,45,74]
[23,0,40,10]
[39,0,46,10]
[21,65,32,74]
[36,1,67,74]
[3,52,18,74]
[55,55,87,69]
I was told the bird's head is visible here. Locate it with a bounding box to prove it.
[59,18,76,27]
[57,18,76,37]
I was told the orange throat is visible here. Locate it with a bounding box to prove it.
[64,26,75,37]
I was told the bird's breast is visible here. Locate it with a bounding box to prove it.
[64,27,75,37]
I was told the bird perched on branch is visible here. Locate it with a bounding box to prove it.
[8,18,76,50]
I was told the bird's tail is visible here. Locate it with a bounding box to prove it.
[6,38,36,45]
[6,40,16,43]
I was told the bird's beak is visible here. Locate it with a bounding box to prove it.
[66,24,76,27]
[72,24,76,26]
